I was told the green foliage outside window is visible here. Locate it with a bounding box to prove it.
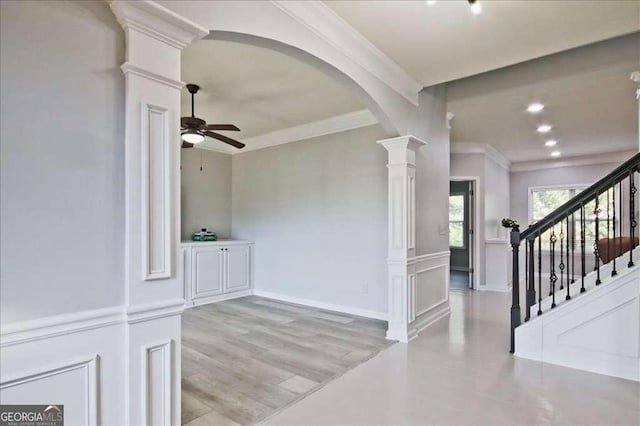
[449,195,465,248]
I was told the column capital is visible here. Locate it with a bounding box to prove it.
[110,1,208,50]
[377,135,427,152]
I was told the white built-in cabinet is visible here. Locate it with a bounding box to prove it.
[181,240,253,307]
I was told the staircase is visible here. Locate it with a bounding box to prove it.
[509,153,640,381]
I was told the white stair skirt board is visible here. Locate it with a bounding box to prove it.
[515,254,640,382]
[251,290,388,321]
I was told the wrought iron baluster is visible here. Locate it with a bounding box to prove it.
[526,238,535,322]
[566,215,571,301]
[620,180,623,267]
[594,192,602,285]
[630,170,636,268]
[537,234,542,316]
[612,185,617,276]
[581,203,586,293]
[550,226,557,308]
[571,211,575,284]
[559,220,565,291]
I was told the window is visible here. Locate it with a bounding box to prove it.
[449,194,465,248]
[529,186,616,248]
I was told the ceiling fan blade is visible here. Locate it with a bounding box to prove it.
[206,124,240,131]
[204,131,245,149]
[181,141,194,149]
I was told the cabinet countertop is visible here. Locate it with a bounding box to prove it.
[180,240,254,247]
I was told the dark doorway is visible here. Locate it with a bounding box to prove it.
[449,180,474,290]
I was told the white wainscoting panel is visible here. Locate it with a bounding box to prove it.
[515,267,640,381]
[143,340,173,426]
[141,102,172,281]
[410,251,451,335]
[1,318,125,426]
[1,356,98,426]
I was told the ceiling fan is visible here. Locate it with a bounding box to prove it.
[180,83,245,149]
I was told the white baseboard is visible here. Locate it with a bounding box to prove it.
[187,290,253,308]
[252,290,388,321]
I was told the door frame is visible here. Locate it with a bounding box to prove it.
[450,176,481,290]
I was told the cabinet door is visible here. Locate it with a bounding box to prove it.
[225,245,251,293]
[192,247,224,299]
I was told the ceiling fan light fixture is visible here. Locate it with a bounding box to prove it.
[182,131,205,144]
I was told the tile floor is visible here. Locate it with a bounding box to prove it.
[264,290,640,425]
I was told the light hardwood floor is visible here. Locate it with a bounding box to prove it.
[181,296,393,425]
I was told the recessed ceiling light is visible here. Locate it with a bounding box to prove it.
[426,0,437,5]
[469,1,482,14]
[527,103,544,113]
[545,140,557,147]
[550,151,561,158]
[537,124,552,133]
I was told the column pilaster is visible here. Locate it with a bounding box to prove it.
[110,2,206,424]
[377,135,427,342]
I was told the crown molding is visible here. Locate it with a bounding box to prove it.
[271,1,421,106]
[510,150,638,173]
[196,109,379,155]
[110,0,208,49]
[450,142,511,171]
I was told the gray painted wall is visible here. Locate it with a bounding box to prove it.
[232,125,389,314]
[412,85,450,256]
[181,149,232,241]
[0,1,125,322]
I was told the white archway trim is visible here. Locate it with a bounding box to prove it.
[272,1,422,106]
[158,0,419,135]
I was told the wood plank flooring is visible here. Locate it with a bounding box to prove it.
[181,296,393,425]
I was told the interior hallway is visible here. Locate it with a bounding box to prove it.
[264,291,640,425]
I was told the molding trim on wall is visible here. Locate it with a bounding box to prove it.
[141,102,172,281]
[271,1,421,106]
[252,290,388,321]
[121,63,183,90]
[198,109,379,156]
[450,142,511,171]
[412,300,450,337]
[0,307,123,348]
[1,299,185,347]
[510,150,637,173]
[0,355,99,426]
[126,299,185,324]
[142,340,173,426]
[407,250,450,265]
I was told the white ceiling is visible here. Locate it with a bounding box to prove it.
[181,39,363,151]
[447,34,640,163]
[181,1,640,160]
[326,0,640,87]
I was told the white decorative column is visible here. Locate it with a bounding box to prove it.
[631,71,640,151]
[110,2,207,424]
[378,135,427,342]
